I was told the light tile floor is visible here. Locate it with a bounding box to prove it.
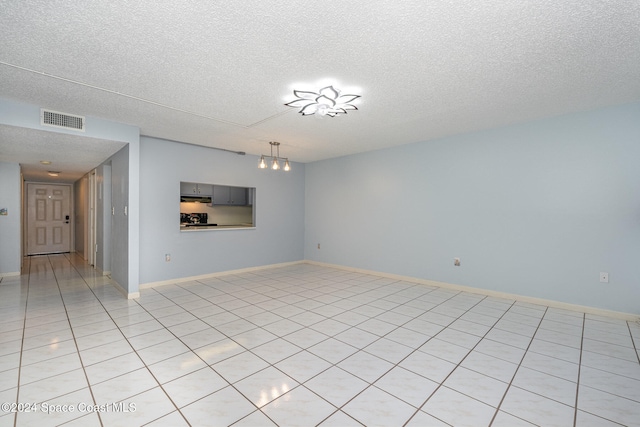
[1,254,639,426]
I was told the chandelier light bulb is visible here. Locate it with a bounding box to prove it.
[272,157,280,170]
[258,155,267,169]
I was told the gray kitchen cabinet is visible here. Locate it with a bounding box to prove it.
[180,182,213,196]
[213,185,247,205]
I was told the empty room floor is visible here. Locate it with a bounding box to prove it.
[1,254,639,427]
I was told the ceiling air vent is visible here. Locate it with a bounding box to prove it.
[41,109,85,132]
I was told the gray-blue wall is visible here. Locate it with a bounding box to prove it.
[0,162,21,276]
[95,164,112,275]
[305,103,640,314]
[0,97,139,293]
[3,96,639,314]
[138,137,305,284]
[109,145,131,292]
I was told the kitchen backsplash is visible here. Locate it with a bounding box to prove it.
[180,203,253,225]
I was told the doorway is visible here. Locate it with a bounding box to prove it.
[26,183,72,255]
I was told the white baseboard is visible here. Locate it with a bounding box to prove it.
[305,261,640,321]
[139,261,305,290]
[109,277,140,300]
[0,271,21,278]
[94,266,111,277]
[136,259,638,321]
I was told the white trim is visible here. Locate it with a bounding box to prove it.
[137,259,639,321]
[304,261,640,321]
[139,261,305,290]
[109,277,140,300]
[94,266,111,276]
[0,272,21,278]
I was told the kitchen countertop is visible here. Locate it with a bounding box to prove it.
[180,224,254,231]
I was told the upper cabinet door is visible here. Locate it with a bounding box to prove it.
[213,186,247,205]
[181,182,212,195]
[228,186,247,205]
[196,184,213,196]
[212,185,229,204]
[180,182,198,195]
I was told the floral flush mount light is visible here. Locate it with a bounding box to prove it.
[285,85,360,117]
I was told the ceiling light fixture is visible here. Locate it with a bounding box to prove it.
[258,142,290,172]
[40,160,52,165]
[285,85,360,117]
[47,171,60,177]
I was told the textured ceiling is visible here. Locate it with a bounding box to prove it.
[0,126,126,183]
[1,0,640,181]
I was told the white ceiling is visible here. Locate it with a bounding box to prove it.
[2,0,640,181]
[0,125,126,183]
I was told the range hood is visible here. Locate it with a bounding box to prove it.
[180,195,212,203]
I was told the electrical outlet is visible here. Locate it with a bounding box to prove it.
[599,272,608,283]
[317,243,320,249]
[454,257,461,266]
[165,253,171,262]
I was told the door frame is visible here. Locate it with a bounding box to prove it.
[88,170,97,266]
[24,181,74,256]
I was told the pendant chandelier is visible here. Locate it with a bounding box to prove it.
[258,141,290,171]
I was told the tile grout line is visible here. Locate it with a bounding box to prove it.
[627,321,640,365]
[184,272,358,427]
[402,297,519,427]
[141,283,286,393]
[257,284,422,424]
[573,313,586,427]
[487,306,549,427]
[313,288,471,426]
[62,253,188,427]
[12,256,31,427]
[240,276,530,425]
[183,273,350,426]
[96,291,192,426]
[156,270,640,427]
[17,258,636,427]
[172,270,446,424]
[50,253,105,427]
[131,286,266,426]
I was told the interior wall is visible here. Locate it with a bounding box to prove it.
[0,161,21,276]
[73,175,87,258]
[95,163,112,274]
[109,145,130,292]
[305,102,640,314]
[138,137,305,285]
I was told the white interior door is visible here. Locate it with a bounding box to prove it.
[26,183,71,255]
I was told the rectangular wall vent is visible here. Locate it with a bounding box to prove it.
[41,109,85,132]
